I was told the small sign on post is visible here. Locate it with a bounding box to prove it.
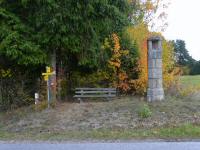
[42,66,56,108]
[35,93,39,105]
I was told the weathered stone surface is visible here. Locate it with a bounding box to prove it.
[148,59,162,68]
[148,50,162,59]
[147,36,164,102]
[148,68,162,79]
[148,79,163,88]
[147,88,164,96]
[148,36,162,41]
[147,94,164,102]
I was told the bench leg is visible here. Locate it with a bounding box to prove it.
[77,98,82,103]
[106,97,110,101]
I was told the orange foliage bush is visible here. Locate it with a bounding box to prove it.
[106,33,131,92]
[125,23,149,95]
[102,24,176,95]
[124,23,176,95]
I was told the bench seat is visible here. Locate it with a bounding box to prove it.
[74,88,116,101]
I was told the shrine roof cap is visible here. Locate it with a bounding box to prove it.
[148,36,162,41]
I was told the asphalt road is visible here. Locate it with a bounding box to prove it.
[1,142,200,150]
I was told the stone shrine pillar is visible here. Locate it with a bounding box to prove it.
[147,36,164,102]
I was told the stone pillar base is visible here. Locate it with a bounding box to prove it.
[147,88,164,102]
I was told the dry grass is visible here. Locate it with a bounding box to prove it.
[1,93,200,140]
[1,75,200,140]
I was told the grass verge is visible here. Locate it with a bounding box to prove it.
[180,75,200,88]
[1,123,200,141]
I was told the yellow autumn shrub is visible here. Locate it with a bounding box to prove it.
[125,23,149,95]
[125,24,177,95]
[104,33,132,92]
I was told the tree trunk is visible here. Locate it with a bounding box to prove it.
[50,50,57,102]
[56,60,62,101]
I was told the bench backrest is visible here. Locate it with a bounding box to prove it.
[74,88,116,98]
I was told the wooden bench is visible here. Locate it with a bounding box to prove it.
[74,88,117,102]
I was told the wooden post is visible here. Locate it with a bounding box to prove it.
[50,50,57,102]
[42,66,56,108]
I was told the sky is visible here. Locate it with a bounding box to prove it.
[162,0,200,61]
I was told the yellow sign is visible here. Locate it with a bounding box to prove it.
[42,66,55,81]
[44,75,48,81]
[46,67,51,73]
[42,72,53,76]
